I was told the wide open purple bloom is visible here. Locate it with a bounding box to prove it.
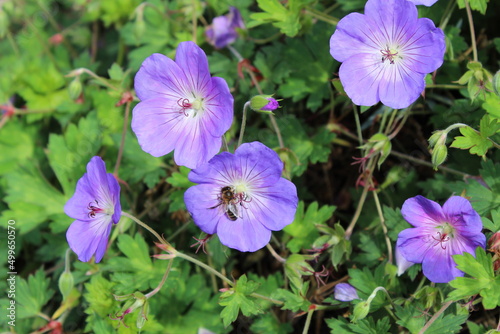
[329,0,445,109]
[184,141,298,252]
[132,41,234,169]
[206,7,245,49]
[65,156,121,263]
[397,196,486,283]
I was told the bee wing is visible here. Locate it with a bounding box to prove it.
[227,202,239,218]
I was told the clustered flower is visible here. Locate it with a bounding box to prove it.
[329,0,445,109]
[396,196,486,283]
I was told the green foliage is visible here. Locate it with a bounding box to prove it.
[450,115,500,157]
[16,270,54,319]
[219,274,263,327]
[448,248,500,310]
[457,0,489,14]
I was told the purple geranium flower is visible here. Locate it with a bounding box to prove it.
[329,0,445,109]
[184,141,298,252]
[334,283,360,302]
[397,196,486,283]
[206,7,245,49]
[65,156,121,263]
[132,41,234,169]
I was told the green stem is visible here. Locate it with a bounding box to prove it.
[418,300,454,334]
[114,100,131,175]
[464,0,478,62]
[389,150,471,178]
[238,102,250,147]
[72,68,121,91]
[304,7,339,26]
[302,308,314,334]
[249,292,284,305]
[345,182,370,240]
[439,0,457,31]
[372,191,393,264]
[175,252,233,286]
[145,259,173,298]
[121,211,167,247]
[425,84,462,90]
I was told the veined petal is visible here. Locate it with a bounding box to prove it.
[443,196,483,234]
[338,53,383,107]
[247,178,298,231]
[66,218,112,263]
[175,41,212,96]
[378,62,425,109]
[421,244,460,283]
[397,227,433,263]
[402,18,445,73]
[184,184,222,234]
[365,0,418,32]
[173,117,222,169]
[202,77,234,137]
[330,13,380,62]
[216,216,272,252]
[401,195,444,227]
[107,173,122,224]
[64,173,95,222]
[131,97,187,157]
[188,151,236,185]
[134,53,189,101]
[234,141,284,187]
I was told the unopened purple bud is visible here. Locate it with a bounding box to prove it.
[334,283,359,302]
[250,95,280,114]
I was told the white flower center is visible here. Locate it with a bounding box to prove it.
[431,222,455,250]
[380,45,402,65]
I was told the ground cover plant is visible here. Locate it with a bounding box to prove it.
[1,0,500,333]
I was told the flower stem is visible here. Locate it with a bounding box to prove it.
[175,252,234,286]
[238,101,250,147]
[145,259,173,299]
[114,100,131,176]
[304,7,339,26]
[122,212,167,246]
[266,243,286,263]
[345,183,370,240]
[249,292,284,305]
[464,0,478,62]
[302,308,315,334]
[372,191,393,264]
[418,300,454,334]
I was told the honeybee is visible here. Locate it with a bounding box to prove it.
[209,186,239,221]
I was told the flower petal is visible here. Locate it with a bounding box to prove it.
[202,76,234,137]
[131,97,187,157]
[184,184,222,235]
[378,62,425,109]
[66,218,112,263]
[397,227,432,263]
[247,178,298,231]
[443,196,483,235]
[216,216,272,252]
[421,244,462,283]
[401,195,444,227]
[338,53,383,107]
[174,42,212,96]
[134,53,188,101]
[395,241,415,275]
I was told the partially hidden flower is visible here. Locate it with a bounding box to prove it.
[132,41,234,169]
[184,141,298,252]
[408,0,438,6]
[396,195,486,283]
[206,7,245,49]
[334,283,360,302]
[250,95,280,113]
[64,156,121,263]
[329,0,445,109]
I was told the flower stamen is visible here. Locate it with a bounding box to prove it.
[177,98,192,116]
[380,47,399,64]
[431,231,450,250]
[87,200,103,218]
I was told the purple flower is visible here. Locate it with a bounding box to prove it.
[132,41,234,169]
[334,283,360,302]
[206,7,245,49]
[397,196,486,283]
[184,141,298,252]
[408,0,438,6]
[65,156,121,263]
[329,0,445,109]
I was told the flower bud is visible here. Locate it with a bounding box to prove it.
[428,130,446,148]
[58,271,74,301]
[431,144,448,169]
[395,246,414,276]
[352,300,370,322]
[134,17,146,40]
[493,70,500,97]
[334,283,359,302]
[68,77,82,100]
[250,95,280,114]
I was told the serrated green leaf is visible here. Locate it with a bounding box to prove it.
[16,270,54,319]
[450,126,492,156]
[456,0,489,14]
[479,114,500,137]
[219,275,263,327]
[482,94,500,118]
[108,63,125,81]
[271,288,309,312]
[425,313,468,334]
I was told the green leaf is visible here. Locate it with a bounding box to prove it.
[0,122,34,175]
[219,275,263,327]
[464,160,500,214]
[250,313,293,334]
[448,248,499,309]
[479,114,500,137]
[425,313,469,334]
[456,0,489,14]
[271,288,310,312]
[482,94,500,118]
[250,0,308,37]
[46,114,102,195]
[481,209,500,232]
[16,270,54,319]
[450,126,492,157]
[395,304,426,334]
[284,201,335,253]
